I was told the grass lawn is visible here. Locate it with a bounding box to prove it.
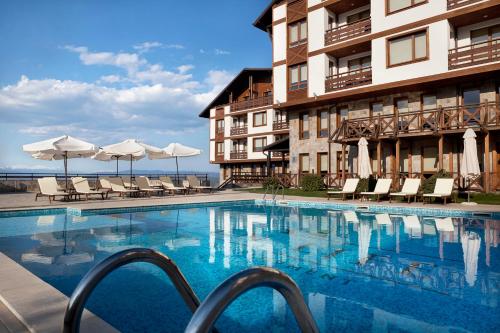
[240,187,500,205]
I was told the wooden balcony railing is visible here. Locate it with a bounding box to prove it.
[230,151,248,160]
[447,0,484,10]
[331,102,500,142]
[230,95,273,112]
[325,18,371,46]
[230,126,248,136]
[325,67,372,92]
[449,38,500,69]
[273,121,289,130]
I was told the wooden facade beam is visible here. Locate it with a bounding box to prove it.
[377,141,382,177]
[438,136,444,170]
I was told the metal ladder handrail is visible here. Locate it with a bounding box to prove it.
[185,267,319,333]
[63,248,211,333]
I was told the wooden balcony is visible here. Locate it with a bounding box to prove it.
[449,38,500,69]
[447,0,484,10]
[230,151,248,160]
[273,121,289,130]
[325,67,372,92]
[230,126,248,136]
[325,18,371,46]
[331,102,500,142]
[230,95,273,112]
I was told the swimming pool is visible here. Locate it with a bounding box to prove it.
[0,201,498,332]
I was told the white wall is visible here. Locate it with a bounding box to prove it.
[248,134,273,160]
[371,0,447,33]
[372,21,449,85]
[248,109,273,135]
[224,140,231,160]
[209,116,215,140]
[273,23,287,62]
[308,0,322,7]
[273,64,287,104]
[210,141,215,161]
[273,3,286,21]
[308,8,327,52]
[308,54,327,97]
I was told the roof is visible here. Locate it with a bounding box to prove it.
[253,0,279,32]
[263,136,289,152]
[198,68,272,118]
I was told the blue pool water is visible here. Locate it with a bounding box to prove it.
[0,202,498,332]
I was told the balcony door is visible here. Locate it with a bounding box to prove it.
[462,88,481,125]
[348,56,371,74]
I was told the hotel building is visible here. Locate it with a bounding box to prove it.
[203,0,500,191]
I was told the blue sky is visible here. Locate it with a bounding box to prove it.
[0,0,271,172]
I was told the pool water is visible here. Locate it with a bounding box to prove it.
[0,202,498,332]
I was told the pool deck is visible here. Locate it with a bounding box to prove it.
[0,190,499,332]
[1,190,499,213]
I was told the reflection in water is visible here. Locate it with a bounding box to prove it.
[461,231,481,287]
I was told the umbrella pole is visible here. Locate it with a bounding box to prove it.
[176,157,179,185]
[130,155,133,185]
[116,156,119,176]
[64,152,68,191]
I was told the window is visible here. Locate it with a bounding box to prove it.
[289,20,307,47]
[216,142,224,156]
[471,24,500,45]
[346,9,370,24]
[421,94,437,110]
[299,112,310,139]
[216,119,224,133]
[327,15,335,30]
[388,30,428,67]
[348,56,371,72]
[274,110,287,123]
[336,151,348,175]
[317,153,328,175]
[423,147,437,172]
[336,106,349,129]
[289,63,308,91]
[387,0,427,14]
[253,112,267,127]
[263,90,273,97]
[328,59,335,76]
[299,154,310,173]
[232,140,246,152]
[462,88,481,121]
[253,137,267,152]
[370,102,383,116]
[317,110,329,138]
[233,116,247,128]
[395,98,409,113]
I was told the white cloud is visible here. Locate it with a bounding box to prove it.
[99,75,123,84]
[214,48,230,56]
[133,41,163,53]
[177,65,194,74]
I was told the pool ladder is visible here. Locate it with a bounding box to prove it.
[63,248,319,333]
[263,184,285,203]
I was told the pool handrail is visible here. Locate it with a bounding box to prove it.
[185,266,319,333]
[62,248,208,333]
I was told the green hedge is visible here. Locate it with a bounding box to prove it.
[300,174,324,192]
[263,176,281,191]
[356,176,377,193]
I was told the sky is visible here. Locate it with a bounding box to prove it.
[0,0,271,173]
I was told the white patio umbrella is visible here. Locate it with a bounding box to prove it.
[460,129,481,205]
[358,221,372,265]
[93,139,163,179]
[150,143,201,182]
[357,138,372,179]
[22,135,98,190]
[461,231,481,287]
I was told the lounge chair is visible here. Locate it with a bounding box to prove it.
[327,178,359,200]
[159,176,186,194]
[71,177,107,200]
[389,178,421,203]
[35,177,72,203]
[121,176,138,189]
[136,176,164,197]
[360,179,393,202]
[109,177,139,197]
[186,175,212,192]
[422,178,454,204]
[182,180,192,194]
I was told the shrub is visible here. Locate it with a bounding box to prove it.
[422,170,451,194]
[300,174,324,192]
[356,176,377,193]
[263,176,281,191]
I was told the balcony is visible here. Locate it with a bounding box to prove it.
[447,0,484,10]
[230,95,273,112]
[230,126,248,136]
[325,18,371,46]
[325,67,372,92]
[230,151,248,160]
[331,102,500,142]
[449,38,500,70]
[273,121,289,131]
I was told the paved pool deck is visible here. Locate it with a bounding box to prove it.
[1,190,499,213]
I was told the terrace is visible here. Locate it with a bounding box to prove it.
[449,38,500,69]
[325,67,372,92]
[230,95,273,112]
[325,17,371,47]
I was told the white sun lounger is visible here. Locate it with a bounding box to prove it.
[72,177,107,200]
[159,176,186,194]
[360,179,392,202]
[136,176,164,197]
[423,178,454,204]
[36,177,72,203]
[327,178,359,200]
[389,178,421,203]
[109,177,139,197]
[186,176,212,192]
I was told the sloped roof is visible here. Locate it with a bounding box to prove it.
[253,0,280,32]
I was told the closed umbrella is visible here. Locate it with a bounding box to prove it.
[357,138,372,179]
[93,139,162,180]
[23,135,98,190]
[460,129,481,205]
[150,143,201,183]
[461,231,481,287]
